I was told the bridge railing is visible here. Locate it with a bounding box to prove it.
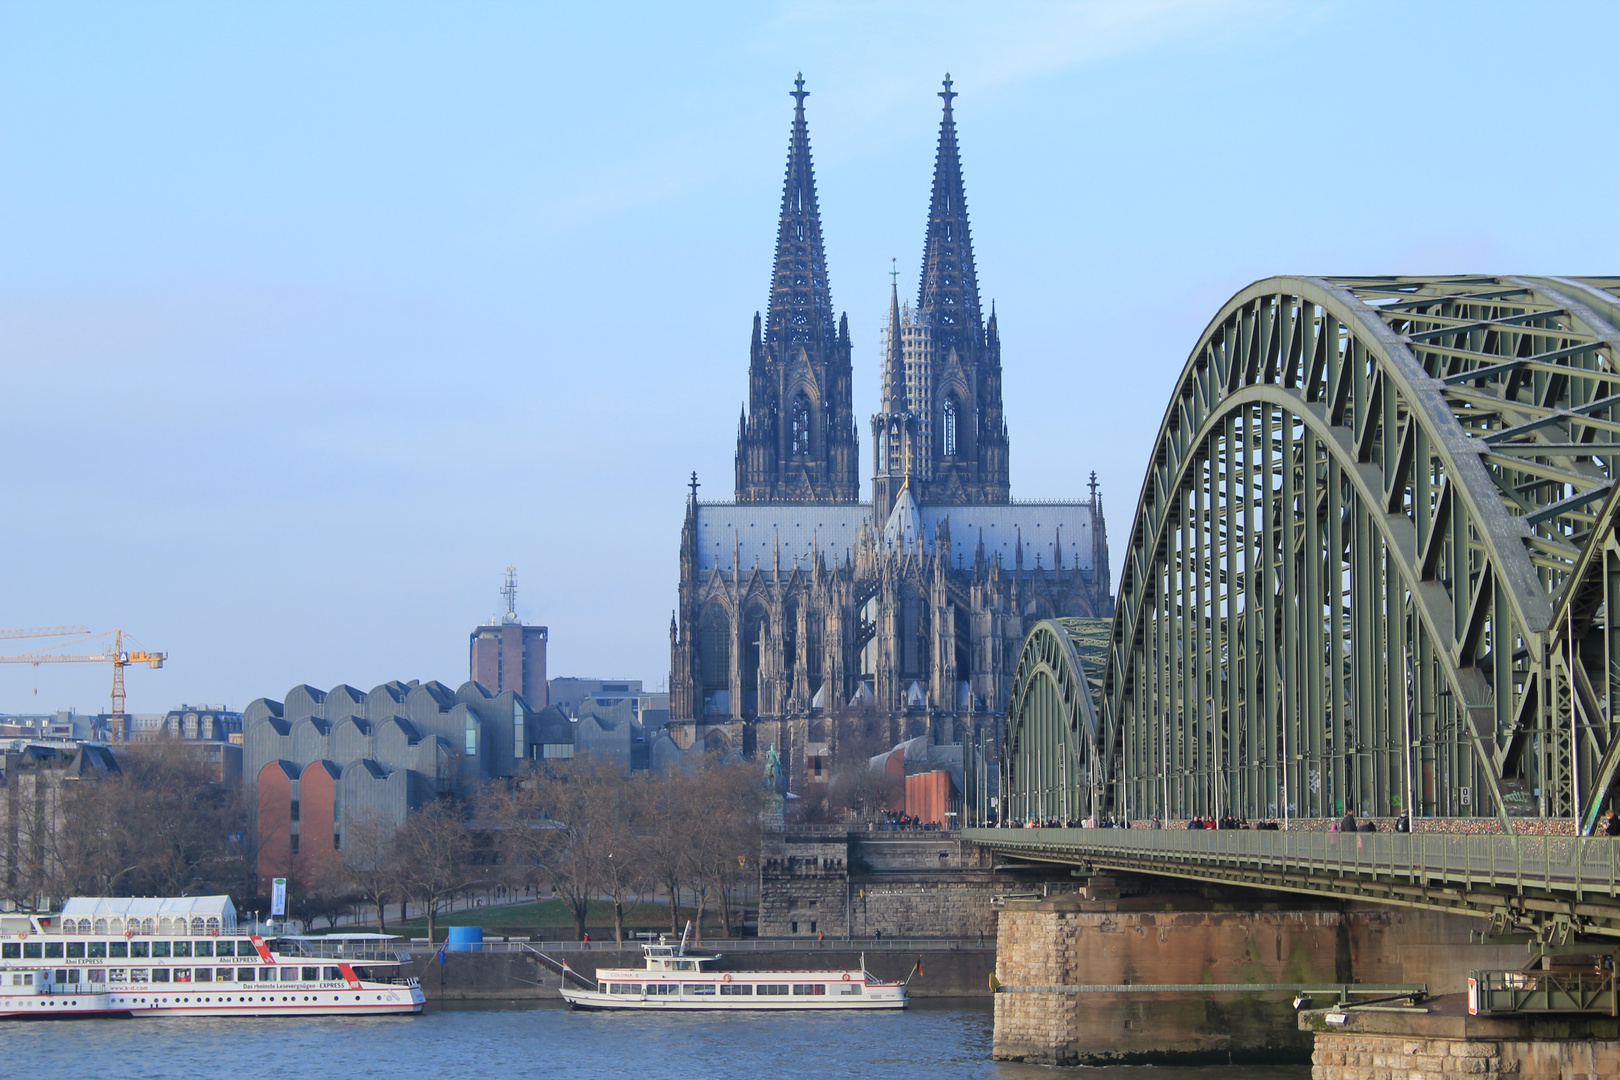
[964,828,1620,898]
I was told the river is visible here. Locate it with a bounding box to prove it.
[10,1000,1311,1078]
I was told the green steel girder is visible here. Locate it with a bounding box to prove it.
[1003,276,1620,833]
[1002,618,1109,823]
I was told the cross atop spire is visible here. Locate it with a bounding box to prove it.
[791,72,808,110]
[939,73,956,111]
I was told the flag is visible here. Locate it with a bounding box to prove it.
[436,945,447,966]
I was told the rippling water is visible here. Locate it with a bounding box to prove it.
[11,1001,1311,1079]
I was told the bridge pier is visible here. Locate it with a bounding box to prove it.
[991,884,1525,1066]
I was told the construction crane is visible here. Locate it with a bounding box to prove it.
[0,624,89,640]
[0,628,168,741]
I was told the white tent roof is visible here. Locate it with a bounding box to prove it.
[59,895,236,926]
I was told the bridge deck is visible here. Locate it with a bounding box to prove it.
[965,828,1620,938]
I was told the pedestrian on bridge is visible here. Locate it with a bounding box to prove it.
[1604,809,1620,836]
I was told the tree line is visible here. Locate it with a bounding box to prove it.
[260,752,765,944]
[0,741,250,909]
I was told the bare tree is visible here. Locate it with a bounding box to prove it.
[683,757,763,942]
[389,800,475,944]
[641,768,695,936]
[488,755,625,941]
[343,810,397,931]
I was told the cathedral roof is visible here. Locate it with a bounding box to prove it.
[882,480,922,550]
[692,500,1098,572]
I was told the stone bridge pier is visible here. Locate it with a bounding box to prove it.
[990,877,1537,1068]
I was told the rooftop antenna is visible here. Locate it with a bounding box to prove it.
[501,567,519,625]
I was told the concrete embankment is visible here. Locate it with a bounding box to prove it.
[409,943,994,1002]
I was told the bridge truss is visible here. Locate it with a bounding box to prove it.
[1004,277,1620,833]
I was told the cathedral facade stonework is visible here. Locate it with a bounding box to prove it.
[669,77,1112,797]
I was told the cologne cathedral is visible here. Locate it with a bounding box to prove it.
[669,77,1112,794]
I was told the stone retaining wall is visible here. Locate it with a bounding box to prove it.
[1311,1032,1620,1080]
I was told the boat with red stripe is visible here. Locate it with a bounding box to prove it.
[0,896,423,1019]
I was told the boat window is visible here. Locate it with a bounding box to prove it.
[682,983,716,995]
[241,941,261,957]
[194,941,213,958]
[646,984,677,996]
[130,942,148,958]
[205,918,221,935]
[141,918,156,935]
[66,942,85,959]
[25,943,43,959]
[44,942,63,959]
[838,983,862,995]
[792,984,826,996]
[720,984,752,996]
[1,943,17,959]
[94,918,108,935]
[158,918,174,935]
[152,969,170,983]
[131,969,149,983]
[88,969,108,984]
[610,983,640,995]
[166,941,184,958]
[216,968,234,982]
[190,918,206,935]
[173,969,192,983]
[193,969,211,982]
[302,967,320,982]
[59,969,79,984]
[757,984,789,995]
[323,967,342,981]
[110,941,128,958]
[281,968,298,981]
[237,968,256,982]
[110,918,125,936]
[88,941,107,959]
[674,960,696,970]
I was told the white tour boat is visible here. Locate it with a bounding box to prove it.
[0,896,424,1019]
[557,927,908,1011]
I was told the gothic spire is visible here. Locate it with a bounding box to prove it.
[917,74,981,354]
[766,74,835,353]
[882,270,907,413]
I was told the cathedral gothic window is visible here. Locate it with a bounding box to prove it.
[791,395,812,456]
[943,397,958,456]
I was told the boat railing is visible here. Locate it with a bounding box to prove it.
[271,940,411,963]
[412,936,993,954]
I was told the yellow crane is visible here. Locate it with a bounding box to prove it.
[0,628,168,741]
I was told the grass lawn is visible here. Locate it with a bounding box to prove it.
[348,897,752,941]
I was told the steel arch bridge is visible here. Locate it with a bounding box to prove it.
[1002,276,1620,835]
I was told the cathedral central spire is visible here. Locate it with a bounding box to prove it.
[917,73,981,354]
[766,72,835,351]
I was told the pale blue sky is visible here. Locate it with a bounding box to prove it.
[3,1,1616,714]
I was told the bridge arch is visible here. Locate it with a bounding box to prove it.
[1005,276,1620,831]
[1002,619,1106,824]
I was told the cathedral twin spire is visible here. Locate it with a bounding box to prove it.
[917,75,982,352]
[736,74,1007,510]
[766,75,836,353]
